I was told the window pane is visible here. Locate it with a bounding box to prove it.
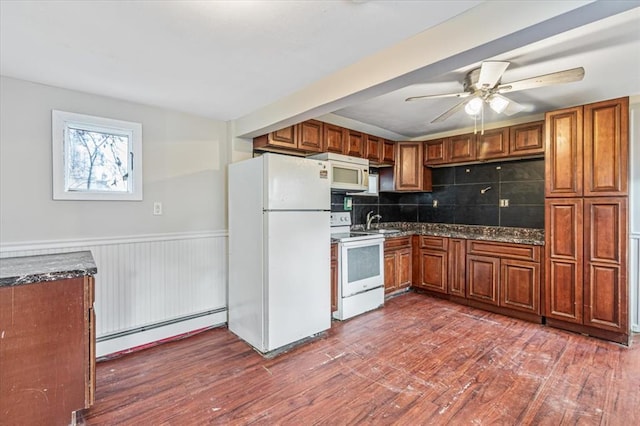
[66,127,130,192]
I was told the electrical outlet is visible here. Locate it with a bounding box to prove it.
[153,202,163,215]
[433,199,438,208]
[499,199,509,207]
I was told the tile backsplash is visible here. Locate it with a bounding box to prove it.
[331,158,544,229]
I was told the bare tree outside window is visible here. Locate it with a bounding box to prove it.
[52,110,142,201]
[67,127,130,192]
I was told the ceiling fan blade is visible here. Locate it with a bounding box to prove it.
[478,61,510,89]
[405,91,470,102]
[431,97,473,123]
[497,67,585,93]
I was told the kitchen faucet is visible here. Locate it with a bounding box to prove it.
[366,211,382,230]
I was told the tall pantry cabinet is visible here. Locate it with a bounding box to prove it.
[545,97,629,344]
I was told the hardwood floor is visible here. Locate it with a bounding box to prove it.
[82,292,640,425]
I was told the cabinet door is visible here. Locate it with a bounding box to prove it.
[344,129,365,157]
[584,197,627,332]
[394,142,423,191]
[365,134,382,163]
[297,120,323,152]
[382,140,395,164]
[424,139,447,165]
[545,198,583,323]
[448,133,476,163]
[467,254,499,305]
[397,248,412,289]
[500,259,540,314]
[448,238,466,297]
[510,121,544,157]
[583,97,629,196]
[384,251,398,294]
[271,126,297,148]
[324,123,346,154]
[477,127,509,160]
[545,106,583,197]
[418,249,448,293]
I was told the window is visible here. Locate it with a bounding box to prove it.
[52,110,142,200]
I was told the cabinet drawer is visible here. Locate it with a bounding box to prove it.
[384,236,411,250]
[330,243,337,261]
[467,240,540,262]
[419,236,448,250]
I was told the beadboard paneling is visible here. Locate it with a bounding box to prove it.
[1,232,228,355]
[631,234,640,333]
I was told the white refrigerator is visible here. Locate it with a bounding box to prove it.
[228,153,331,354]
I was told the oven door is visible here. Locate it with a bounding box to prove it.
[340,238,384,297]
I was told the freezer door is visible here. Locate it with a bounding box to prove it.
[264,210,331,351]
[264,154,330,211]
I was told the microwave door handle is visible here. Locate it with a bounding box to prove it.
[362,169,369,187]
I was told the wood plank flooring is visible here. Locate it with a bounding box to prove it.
[81,293,640,425]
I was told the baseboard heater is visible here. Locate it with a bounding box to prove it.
[96,307,227,358]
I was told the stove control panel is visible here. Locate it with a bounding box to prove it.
[330,212,352,227]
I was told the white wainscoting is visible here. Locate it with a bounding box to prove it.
[1,231,228,357]
[631,234,640,333]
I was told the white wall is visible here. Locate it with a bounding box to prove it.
[0,76,227,242]
[630,98,640,333]
[0,76,230,356]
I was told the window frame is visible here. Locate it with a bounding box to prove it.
[52,110,143,201]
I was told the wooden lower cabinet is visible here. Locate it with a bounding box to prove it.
[331,243,338,313]
[448,238,466,297]
[417,250,448,293]
[545,196,628,343]
[467,254,500,306]
[0,276,95,425]
[384,237,412,294]
[412,236,448,294]
[465,240,541,317]
[501,259,540,314]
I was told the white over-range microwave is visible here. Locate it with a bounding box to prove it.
[309,152,369,191]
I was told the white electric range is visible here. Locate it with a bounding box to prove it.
[330,212,385,320]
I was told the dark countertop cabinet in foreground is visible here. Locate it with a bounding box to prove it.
[0,251,97,425]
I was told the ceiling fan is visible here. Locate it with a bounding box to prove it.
[406,61,585,124]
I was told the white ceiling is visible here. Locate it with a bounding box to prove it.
[1,1,639,140]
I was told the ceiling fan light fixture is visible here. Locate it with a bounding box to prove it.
[489,95,509,114]
[465,97,483,116]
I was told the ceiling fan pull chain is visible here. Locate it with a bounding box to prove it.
[481,103,485,135]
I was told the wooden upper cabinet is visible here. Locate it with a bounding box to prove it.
[297,120,323,153]
[424,139,447,165]
[448,133,476,163]
[324,123,346,154]
[253,125,297,150]
[344,129,365,157]
[477,127,510,160]
[365,134,382,163]
[254,120,322,153]
[395,142,423,191]
[583,97,629,196]
[380,142,432,192]
[545,106,583,197]
[382,140,395,164]
[510,120,544,156]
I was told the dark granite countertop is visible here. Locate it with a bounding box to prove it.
[0,251,97,287]
[351,222,544,245]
